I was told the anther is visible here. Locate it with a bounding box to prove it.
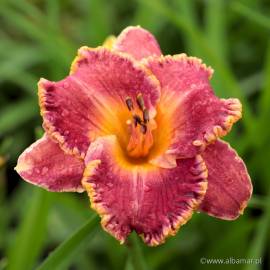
[125,97,134,111]
[133,114,142,126]
[143,109,149,123]
[140,123,147,134]
[136,93,145,111]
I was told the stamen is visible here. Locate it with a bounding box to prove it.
[125,93,154,158]
[133,114,142,126]
[143,109,149,123]
[136,93,145,111]
[140,124,147,134]
[125,97,134,111]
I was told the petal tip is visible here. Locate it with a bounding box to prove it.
[223,98,242,127]
[113,25,162,60]
[38,78,87,158]
[201,99,242,147]
[141,156,208,246]
[16,136,85,192]
[102,35,116,49]
[14,159,30,175]
[70,46,91,75]
[199,140,252,220]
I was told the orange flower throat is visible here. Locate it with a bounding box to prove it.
[125,94,155,158]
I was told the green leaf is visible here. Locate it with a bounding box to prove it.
[80,0,112,45]
[0,46,44,86]
[244,193,270,270]
[205,0,228,62]
[0,99,38,134]
[257,40,270,146]
[6,72,38,97]
[0,164,7,249]
[0,3,75,67]
[240,71,263,96]
[172,0,200,55]
[37,214,99,270]
[7,188,53,270]
[132,2,164,34]
[231,1,270,31]
[45,0,60,29]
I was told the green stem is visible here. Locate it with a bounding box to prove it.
[127,233,148,270]
[37,214,99,270]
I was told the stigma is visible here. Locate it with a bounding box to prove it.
[125,94,155,158]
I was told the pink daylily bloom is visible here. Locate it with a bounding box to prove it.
[16,26,252,246]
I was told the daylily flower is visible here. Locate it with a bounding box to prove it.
[16,26,252,246]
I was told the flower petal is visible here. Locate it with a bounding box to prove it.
[144,55,242,163]
[15,135,84,192]
[82,135,207,246]
[102,35,116,49]
[39,47,160,158]
[199,140,252,220]
[113,26,162,60]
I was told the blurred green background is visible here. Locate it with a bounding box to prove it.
[0,0,270,269]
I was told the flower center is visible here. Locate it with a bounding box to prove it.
[125,94,155,158]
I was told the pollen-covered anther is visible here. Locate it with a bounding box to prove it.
[125,96,134,111]
[143,109,149,123]
[133,114,143,126]
[140,123,147,134]
[136,93,145,111]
